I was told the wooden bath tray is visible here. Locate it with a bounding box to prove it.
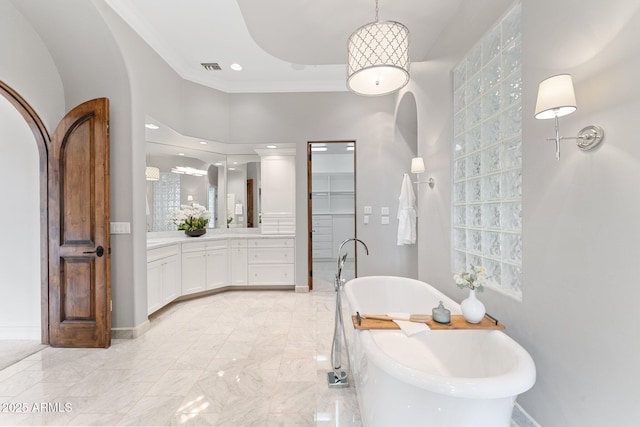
[351,314,505,330]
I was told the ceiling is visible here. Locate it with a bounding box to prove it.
[104,0,465,94]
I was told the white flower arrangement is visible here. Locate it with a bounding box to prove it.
[168,203,210,231]
[453,264,489,292]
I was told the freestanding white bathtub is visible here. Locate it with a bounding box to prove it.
[344,276,536,427]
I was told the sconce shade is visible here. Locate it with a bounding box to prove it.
[145,166,160,181]
[535,74,577,119]
[411,157,425,174]
[347,20,410,96]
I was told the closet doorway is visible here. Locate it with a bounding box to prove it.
[307,141,356,291]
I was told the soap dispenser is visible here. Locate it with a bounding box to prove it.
[432,301,451,324]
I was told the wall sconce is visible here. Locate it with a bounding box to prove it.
[534,74,604,160]
[411,157,435,188]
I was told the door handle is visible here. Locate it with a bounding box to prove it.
[83,246,105,257]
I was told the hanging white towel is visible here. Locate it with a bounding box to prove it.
[397,173,417,245]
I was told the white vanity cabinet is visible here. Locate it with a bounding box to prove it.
[229,239,248,285]
[256,148,296,235]
[181,241,208,295]
[248,238,294,285]
[206,240,228,290]
[147,244,180,315]
[147,234,295,315]
[182,240,231,294]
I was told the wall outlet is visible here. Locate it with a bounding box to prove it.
[381,206,389,215]
[363,215,370,224]
[381,216,389,225]
[110,222,131,234]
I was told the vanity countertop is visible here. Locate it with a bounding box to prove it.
[146,230,295,249]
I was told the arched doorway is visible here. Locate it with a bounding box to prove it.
[0,81,49,363]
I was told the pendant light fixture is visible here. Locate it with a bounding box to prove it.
[145,153,160,181]
[145,166,160,181]
[347,0,410,96]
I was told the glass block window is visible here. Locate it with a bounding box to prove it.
[207,185,216,229]
[452,4,522,298]
[152,172,181,232]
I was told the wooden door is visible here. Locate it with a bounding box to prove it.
[48,98,111,348]
[247,178,254,227]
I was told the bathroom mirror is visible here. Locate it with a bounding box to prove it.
[146,141,227,231]
[226,154,261,228]
[145,117,265,232]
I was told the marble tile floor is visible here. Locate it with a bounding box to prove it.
[0,341,45,372]
[0,290,361,426]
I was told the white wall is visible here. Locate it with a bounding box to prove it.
[0,95,41,339]
[411,0,640,425]
[0,0,65,130]
[229,92,415,283]
[0,0,65,340]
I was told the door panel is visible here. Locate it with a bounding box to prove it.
[48,98,110,348]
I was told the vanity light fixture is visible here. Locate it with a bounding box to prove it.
[411,157,434,188]
[534,74,604,160]
[171,166,207,176]
[347,0,410,96]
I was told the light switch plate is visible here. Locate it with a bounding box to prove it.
[381,216,390,225]
[363,215,370,224]
[110,222,131,234]
[364,206,372,214]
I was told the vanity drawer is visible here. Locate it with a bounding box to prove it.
[248,264,294,285]
[248,238,293,248]
[230,238,248,248]
[248,247,294,264]
[147,244,179,262]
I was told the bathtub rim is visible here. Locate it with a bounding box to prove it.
[344,275,536,399]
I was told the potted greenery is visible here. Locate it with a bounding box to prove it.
[169,203,210,237]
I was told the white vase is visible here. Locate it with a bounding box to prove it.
[461,289,486,323]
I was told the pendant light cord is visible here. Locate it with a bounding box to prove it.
[374,0,379,22]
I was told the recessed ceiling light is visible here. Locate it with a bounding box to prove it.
[230,63,243,71]
[145,123,159,129]
[267,145,277,149]
[233,161,238,165]
[228,167,236,171]
[199,141,208,145]
[214,162,223,166]
[311,147,328,152]
[178,153,185,156]
[346,146,354,151]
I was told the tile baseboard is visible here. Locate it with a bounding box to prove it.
[111,319,150,339]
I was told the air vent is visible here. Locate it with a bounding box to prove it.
[201,62,222,71]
